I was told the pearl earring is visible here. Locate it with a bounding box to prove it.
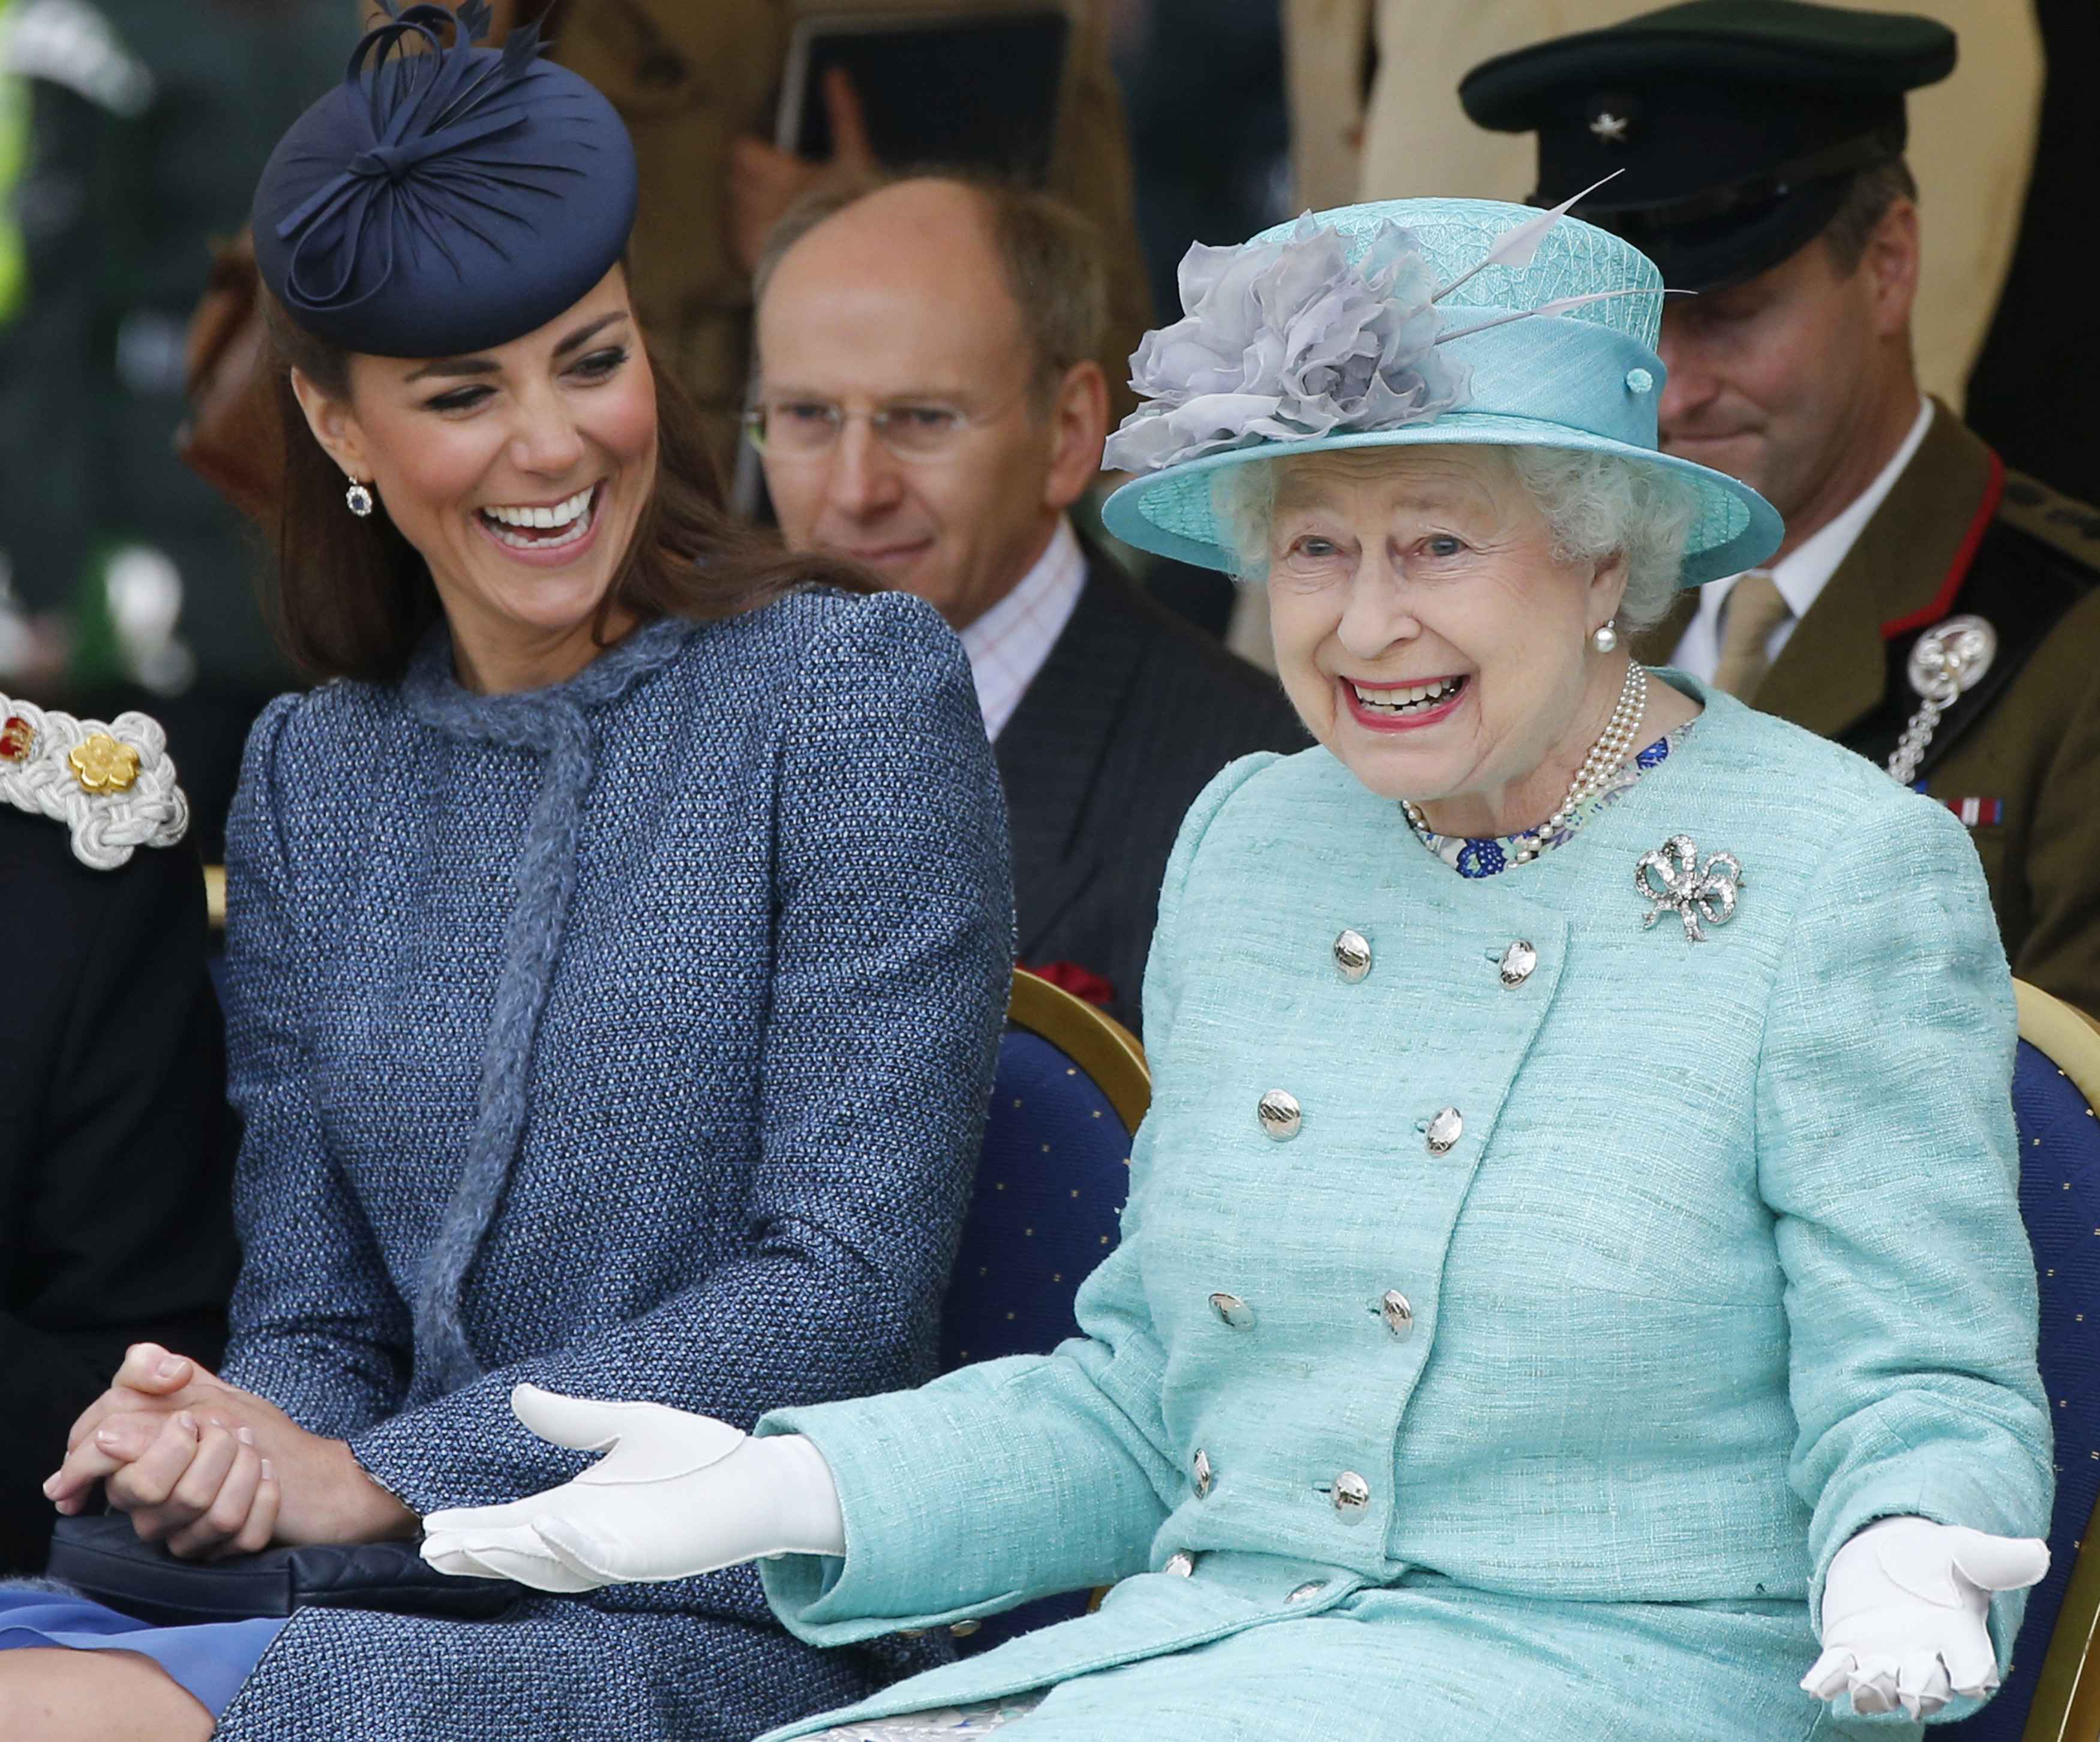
[345,479,374,518]
[1591,619,1619,653]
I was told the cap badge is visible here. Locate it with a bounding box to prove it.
[1589,110,1631,145]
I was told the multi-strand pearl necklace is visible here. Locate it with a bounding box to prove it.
[1402,661,1650,865]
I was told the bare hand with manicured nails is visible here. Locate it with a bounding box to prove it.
[420,1386,845,1591]
[91,1410,282,1560]
[47,1341,418,1557]
[1802,1518,2050,1718]
[56,1341,209,1479]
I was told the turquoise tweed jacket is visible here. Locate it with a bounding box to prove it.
[756,680,2051,1742]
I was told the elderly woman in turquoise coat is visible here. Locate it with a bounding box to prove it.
[422,197,2053,1740]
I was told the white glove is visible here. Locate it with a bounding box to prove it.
[419,1385,847,1593]
[1801,1516,2050,1719]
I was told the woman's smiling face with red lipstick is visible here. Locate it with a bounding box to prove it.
[1263,446,1626,811]
[293,267,658,689]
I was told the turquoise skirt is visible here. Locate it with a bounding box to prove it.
[0,1585,283,1717]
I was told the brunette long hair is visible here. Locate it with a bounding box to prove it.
[260,292,874,684]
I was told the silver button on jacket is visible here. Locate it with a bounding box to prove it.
[1209,1291,1255,1329]
[1379,1290,1414,1338]
[1258,1089,1302,1141]
[1286,1580,1327,1604]
[1498,939,1538,987]
[1426,1106,1463,1156]
[1332,928,1372,982]
[1193,1449,1213,1498]
[1163,1551,1196,1576]
[1331,1472,1372,1519]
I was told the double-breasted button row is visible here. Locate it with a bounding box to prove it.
[1338,926,1534,990]
[1211,1287,1412,1337]
[1266,1089,1464,1156]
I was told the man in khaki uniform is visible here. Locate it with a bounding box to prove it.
[1460,0,2100,1014]
[468,0,1151,467]
[1283,0,2039,410]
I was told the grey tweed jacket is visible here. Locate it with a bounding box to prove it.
[210,590,1013,1741]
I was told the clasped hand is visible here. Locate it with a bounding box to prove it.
[1803,1517,2050,1719]
[46,1342,416,1559]
[421,1386,844,1591]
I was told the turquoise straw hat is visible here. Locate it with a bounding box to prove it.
[1100,195,1782,587]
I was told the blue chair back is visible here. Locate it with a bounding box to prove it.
[937,973,1145,1650]
[1950,990,2100,1741]
[940,1026,1132,1370]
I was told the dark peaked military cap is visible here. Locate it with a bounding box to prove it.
[1459,0,1955,290]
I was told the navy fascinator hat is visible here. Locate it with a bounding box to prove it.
[253,1,638,358]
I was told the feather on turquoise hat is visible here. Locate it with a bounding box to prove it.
[1100,193,1783,587]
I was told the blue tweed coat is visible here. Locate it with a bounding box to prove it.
[755,681,2051,1742]
[209,592,1012,1741]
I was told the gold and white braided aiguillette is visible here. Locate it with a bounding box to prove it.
[0,692,189,869]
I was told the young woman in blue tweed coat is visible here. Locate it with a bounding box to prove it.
[0,12,1010,1740]
[427,197,2055,1741]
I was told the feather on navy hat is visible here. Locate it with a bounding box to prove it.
[253,2,639,358]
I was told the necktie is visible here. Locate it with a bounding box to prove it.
[1712,570,1791,699]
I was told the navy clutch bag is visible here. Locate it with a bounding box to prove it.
[46,1515,522,1627]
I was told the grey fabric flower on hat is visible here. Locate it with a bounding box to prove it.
[1103,214,1471,473]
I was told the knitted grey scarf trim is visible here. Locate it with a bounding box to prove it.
[400,616,697,1392]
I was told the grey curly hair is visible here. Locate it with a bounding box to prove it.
[1208,446,1701,632]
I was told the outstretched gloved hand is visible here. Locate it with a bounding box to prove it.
[1802,1516,2050,1719]
[419,1386,846,1593]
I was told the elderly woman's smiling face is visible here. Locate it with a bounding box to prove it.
[1263,446,1631,825]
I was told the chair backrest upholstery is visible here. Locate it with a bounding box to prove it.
[940,971,1147,1370]
[937,970,1148,1650]
[1953,982,2100,1742]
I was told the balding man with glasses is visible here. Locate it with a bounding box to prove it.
[750,176,1304,1032]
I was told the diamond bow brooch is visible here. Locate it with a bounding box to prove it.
[1636,835,1744,943]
